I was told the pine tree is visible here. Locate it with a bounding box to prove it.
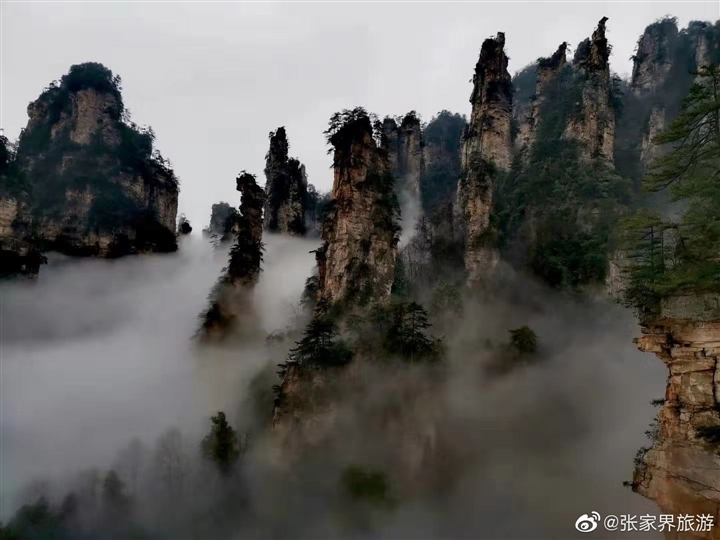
[623,64,720,312]
[288,316,352,367]
[201,412,241,476]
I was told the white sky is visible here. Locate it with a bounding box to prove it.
[2,1,718,227]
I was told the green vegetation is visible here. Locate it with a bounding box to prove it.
[420,111,466,214]
[622,65,720,315]
[508,326,538,356]
[201,411,243,475]
[496,64,630,289]
[341,465,393,506]
[9,62,178,255]
[369,301,443,362]
[287,316,353,367]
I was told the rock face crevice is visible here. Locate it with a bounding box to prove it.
[200,172,265,339]
[457,32,512,288]
[263,127,308,236]
[6,63,179,261]
[314,109,399,307]
[633,299,720,537]
[562,18,615,163]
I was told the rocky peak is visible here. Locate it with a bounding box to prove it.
[263,127,308,235]
[199,172,266,339]
[631,18,679,96]
[562,18,615,163]
[315,107,399,307]
[203,201,240,243]
[396,112,424,194]
[457,32,512,288]
[381,117,400,173]
[7,62,178,262]
[236,171,265,250]
[574,17,610,74]
[521,42,567,154]
[466,32,513,171]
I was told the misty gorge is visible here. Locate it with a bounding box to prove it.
[0,3,719,540]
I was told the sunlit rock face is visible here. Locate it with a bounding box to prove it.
[10,63,178,260]
[633,297,720,536]
[199,172,266,340]
[263,127,308,236]
[562,18,615,164]
[316,111,399,306]
[457,32,511,288]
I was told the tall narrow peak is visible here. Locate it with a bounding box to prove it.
[562,17,615,163]
[457,32,512,288]
[10,62,179,259]
[396,112,425,195]
[263,127,308,235]
[384,112,425,242]
[315,107,399,307]
[522,42,567,154]
[631,19,679,96]
[199,172,265,339]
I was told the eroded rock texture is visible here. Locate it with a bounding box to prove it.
[9,63,178,260]
[633,297,720,538]
[395,113,424,195]
[263,127,308,235]
[199,172,265,339]
[315,109,399,306]
[562,18,615,163]
[521,42,567,155]
[457,32,512,288]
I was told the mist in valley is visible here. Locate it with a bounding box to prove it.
[0,230,667,538]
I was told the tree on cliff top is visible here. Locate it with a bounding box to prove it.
[623,64,720,313]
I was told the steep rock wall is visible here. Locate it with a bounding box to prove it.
[315,110,399,307]
[263,127,308,235]
[562,18,615,163]
[633,298,720,537]
[457,32,512,288]
[11,63,178,260]
[521,42,567,156]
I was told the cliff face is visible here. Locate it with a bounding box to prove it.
[0,137,44,276]
[457,32,512,288]
[633,298,720,536]
[316,109,399,307]
[395,113,424,195]
[521,43,567,155]
[632,22,679,96]
[10,63,178,260]
[263,127,308,235]
[200,172,265,339]
[562,18,615,163]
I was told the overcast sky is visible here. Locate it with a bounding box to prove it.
[2,1,718,227]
